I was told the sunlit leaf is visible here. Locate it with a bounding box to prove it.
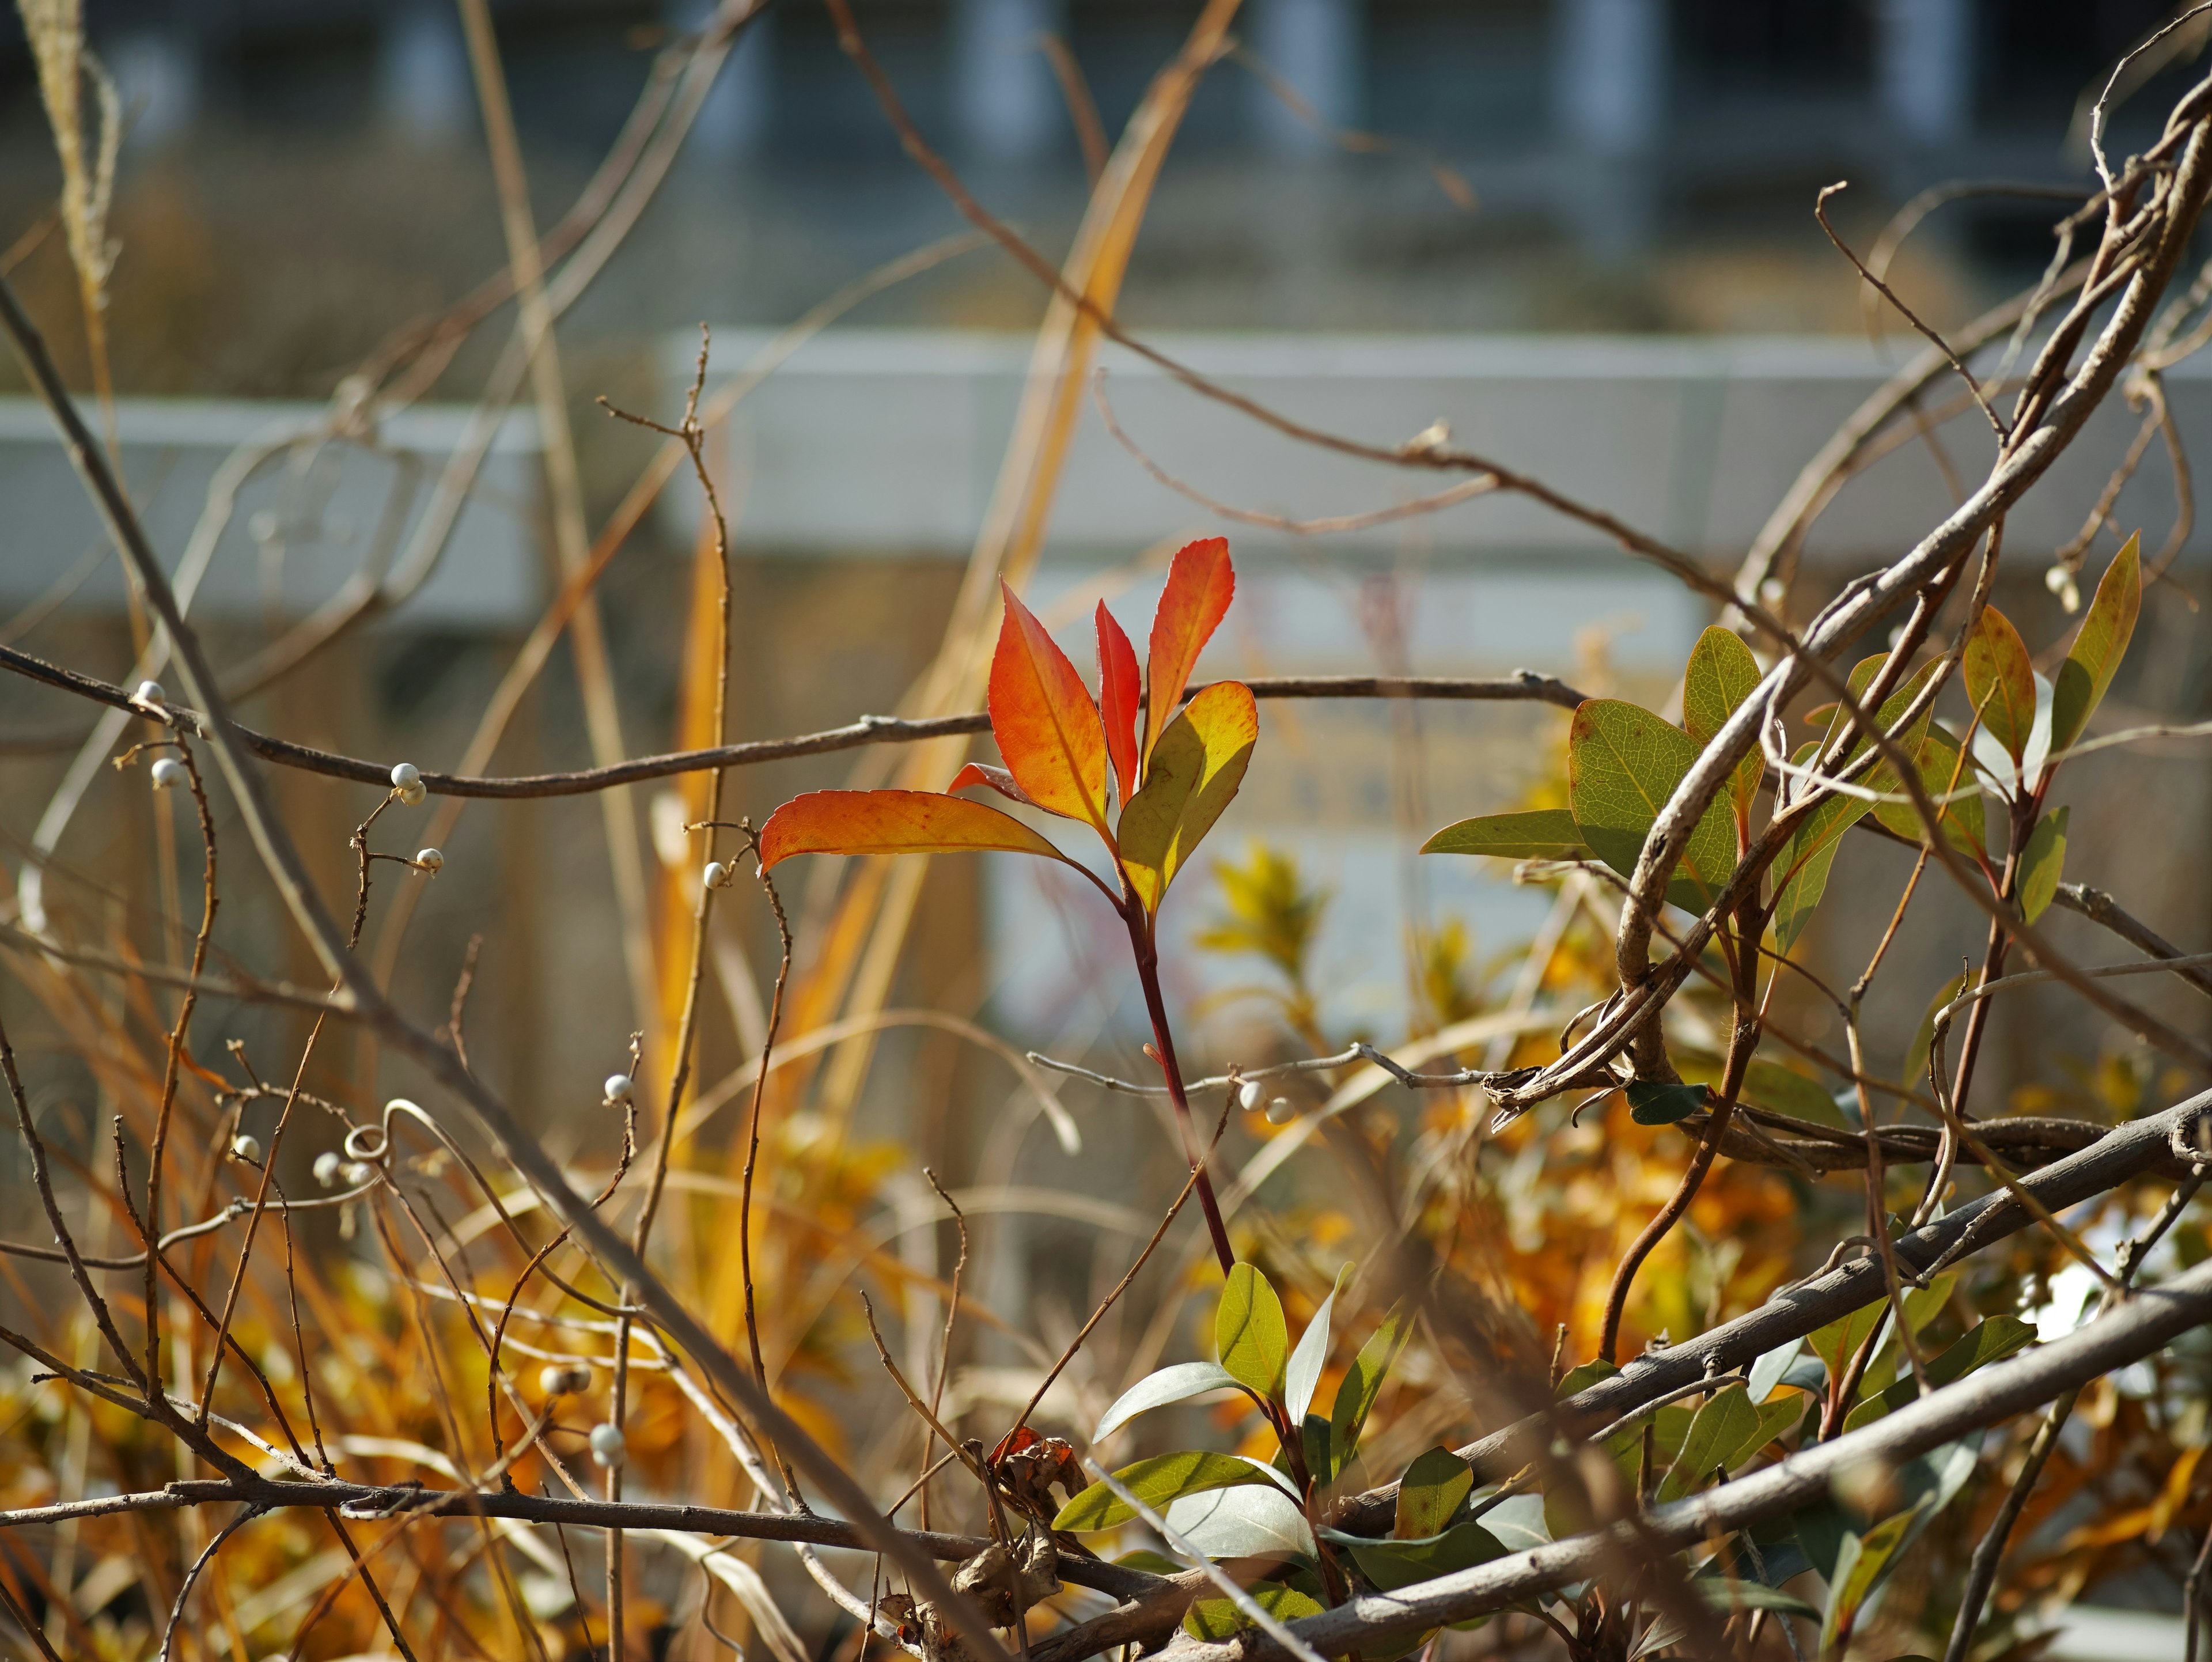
[1964,605,2035,766]
[1328,1300,1412,1482]
[1145,536,1236,763]
[1808,1300,1887,1388]
[1843,1316,2035,1432]
[1722,1394,1808,1471]
[990,579,1111,834]
[1328,1519,1502,1591]
[1871,724,1986,858]
[1120,683,1259,916]
[1419,808,1589,861]
[1165,1482,1316,1562]
[1820,1506,1924,1654]
[1218,1262,1289,1403]
[759,789,1074,871]
[2051,531,2141,755]
[1627,1081,1708,1126]
[1182,1583,1324,1641]
[1093,1361,1243,1444]
[1683,624,1766,833]
[1285,1262,1353,1426]
[1746,1340,1803,1406]
[949,761,1036,808]
[1566,699,1738,913]
[1658,1384,1758,1502]
[1097,601,1142,806]
[1054,1450,1282,1531]
[2018,805,2069,924]
[1394,1447,1474,1539]
[1557,1358,1619,1398]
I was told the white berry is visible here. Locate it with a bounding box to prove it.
[1237,1079,1264,1112]
[604,1073,634,1106]
[389,762,421,790]
[703,861,729,891]
[414,848,443,874]
[150,757,187,790]
[313,1150,343,1187]
[134,680,165,705]
[540,1363,591,1397]
[342,1161,375,1187]
[231,1134,263,1164]
[589,1422,627,1468]
[399,782,427,807]
[1266,1097,1295,1126]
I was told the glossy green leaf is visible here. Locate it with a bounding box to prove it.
[1566,699,1739,914]
[1328,1520,1503,1592]
[1054,1450,1281,1531]
[1721,1394,1808,1472]
[1119,683,1258,916]
[1843,1316,2034,1433]
[1872,724,1986,858]
[1683,625,1766,832]
[1965,606,2036,766]
[1166,1483,1316,1562]
[1328,1301,1412,1482]
[1285,1262,1353,1425]
[1808,1300,1887,1387]
[1658,1384,1759,1502]
[2018,806,2069,925]
[1627,1081,1709,1126]
[1394,1447,1475,1539]
[1904,971,1968,1089]
[2050,531,2141,754]
[1182,1583,1325,1642]
[1420,808,1588,861]
[1217,1263,1289,1403]
[1745,1339,1804,1405]
[1820,1506,1925,1654]
[1093,1361,1243,1444]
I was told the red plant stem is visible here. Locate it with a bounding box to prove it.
[1123,906,1237,1275]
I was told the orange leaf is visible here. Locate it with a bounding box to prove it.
[990,581,1111,835]
[1144,536,1234,764]
[949,762,1037,808]
[1097,601,1141,806]
[759,789,1072,870]
[1119,681,1258,917]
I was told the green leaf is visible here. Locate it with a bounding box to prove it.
[2018,806,2069,925]
[1683,625,1766,832]
[2050,531,2141,754]
[1326,1520,1503,1592]
[1114,1550,1185,1576]
[1217,1263,1290,1403]
[1182,1583,1325,1642]
[1721,1394,1808,1471]
[1820,1506,1925,1654]
[1394,1447,1475,1539]
[1634,1580,1821,1657]
[1843,1316,2035,1433]
[1658,1384,1759,1502]
[1167,1484,1317,1562]
[1965,605,2037,766]
[1746,1339,1804,1404]
[1094,1362,1244,1444]
[1420,808,1589,861]
[1285,1262,1353,1425]
[1904,971,1968,1089]
[1743,1058,1846,1127]
[1328,1301,1412,1482]
[1055,1451,1285,1532]
[1566,699,1740,914]
[1627,1081,1709,1126]
[1547,1405,1693,1539]
[1556,1358,1620,1399]
[1808,1301,1887,1388]
[1873,724,1986,858]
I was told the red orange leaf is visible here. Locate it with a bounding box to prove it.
[949,762,1037,808]
[1097,601,1141,805]
[1119,681,1258,917]
[759,789,1072,870]
[991,581,1111,835]
[1144,537,1234,764]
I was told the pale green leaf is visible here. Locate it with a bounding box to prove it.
[1420,808,1588,861]
[1094,1362,1244,1444]
[1054,1450,1282,1532]
[1872,724,1986,858]
[1820,1506,1925,1653]
[1844,1316,2035,1432]
[1394,1447,1474,1540]
[1964,606,2036,766]
[1217,1262,1289,1403]
[1567,699,1739,914]
[1683,625,1766,831]
[1183,1583,1325,1642]
[2018,806,2069,925]
[1328,1301,1412,1482]
[1165,1483,1316,1562]
[1327,1520,1503,1592]
[2050,532,2142,754]
[1285,1262,1353,1425]
[1658,1384,1759,1502]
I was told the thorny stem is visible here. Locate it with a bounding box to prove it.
[1122,904,1236,1276]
